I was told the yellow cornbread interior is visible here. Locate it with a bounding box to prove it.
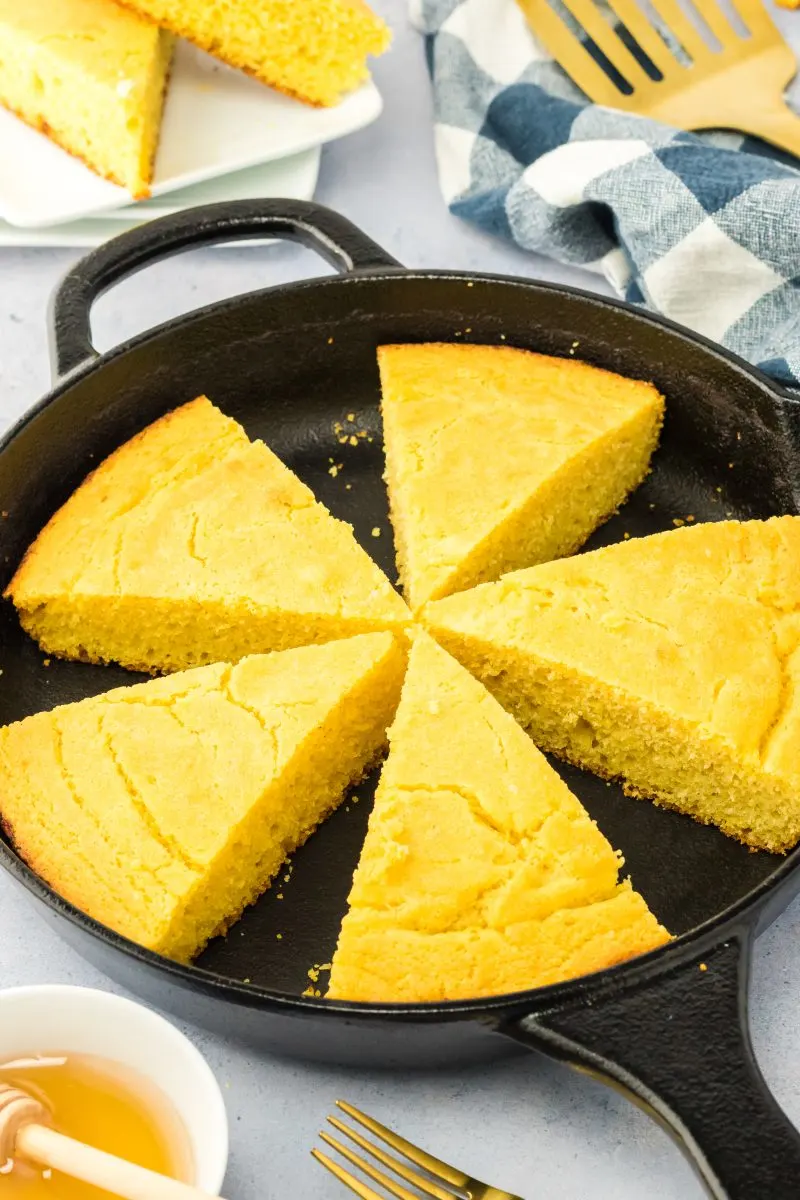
[117,0,390,106]
[379,344,665,611]
[426,518,800,854]
[6,396,409,673]
[327,633,668,1002]
[0,0,173,198]
[0,633,406,962]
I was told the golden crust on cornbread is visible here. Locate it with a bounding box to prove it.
[425,518,800,854]
[0,633,406,961]
[327,632,668,1002]
[6,396,410,673]
[115,0,391,107]
[378,343,665,611]
[0,0,173,198]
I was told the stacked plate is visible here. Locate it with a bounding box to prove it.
[0,41,382,247]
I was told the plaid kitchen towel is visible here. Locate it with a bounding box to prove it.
[410,0,800,387]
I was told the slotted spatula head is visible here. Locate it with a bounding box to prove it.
[517,0,800,154]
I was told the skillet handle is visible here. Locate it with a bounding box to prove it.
[49,199,402,379]
[504,931,800,1198]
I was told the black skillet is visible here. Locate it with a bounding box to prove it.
[1,199,800,1198]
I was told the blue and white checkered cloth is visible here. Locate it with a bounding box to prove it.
[411,0,800,388]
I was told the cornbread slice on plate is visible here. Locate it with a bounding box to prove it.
[327,633,668,1003]
[117,0,391,107]
[6,396,409,673]
[0,633,405,962]
[0,0,173,198]
[379,344,665,611]
[425,518,800,854]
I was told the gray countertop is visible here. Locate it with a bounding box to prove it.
[2,3,800,1197]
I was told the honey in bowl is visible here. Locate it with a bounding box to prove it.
[0,1053,192,1198]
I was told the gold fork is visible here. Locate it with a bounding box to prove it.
[312,1101,522,1200]
[516,0,800,155]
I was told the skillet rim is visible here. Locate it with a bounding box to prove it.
[2,263,799,1020]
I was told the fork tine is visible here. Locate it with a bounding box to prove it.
[558,0,660,86]
[312,1148,386,1200]
[327,1117,456,1200]
[647,0,714,60]
[336,1102,470,1190]
[516,0,632,104]
[602,0,683,72]
[320,1133,428,1200]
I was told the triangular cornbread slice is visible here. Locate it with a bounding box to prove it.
[116,0,390,107]
[0,0,173,198]
[327,633,668,1002]
[379,344,664,610]
[425,518,800,853]
[0,633,406,962]
[6,397,409,673]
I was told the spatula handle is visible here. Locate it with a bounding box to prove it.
[733,99,800,159]
[16,1123,221,1200]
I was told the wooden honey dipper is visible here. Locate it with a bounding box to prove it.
[0,1083,226,1200]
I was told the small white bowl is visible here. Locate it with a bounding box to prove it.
[0,985,228,1193]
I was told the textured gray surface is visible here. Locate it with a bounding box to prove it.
[1,3,800,1197]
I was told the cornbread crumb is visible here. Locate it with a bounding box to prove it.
[425,517,800,852]
[379,343,664,611]
[328,633,668,1002]
[6,396,410,673]
[0,633,406,960]
[117,0,391,106]
[0,0,174,198]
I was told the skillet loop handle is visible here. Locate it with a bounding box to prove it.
[49,199,403,379]
[506,932,800,1199]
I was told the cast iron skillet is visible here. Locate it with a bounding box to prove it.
[1,200,800,1197]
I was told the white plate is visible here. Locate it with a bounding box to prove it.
[0,40,379,229]
[0,146,321,247]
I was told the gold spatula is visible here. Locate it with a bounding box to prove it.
[516,0,800,155]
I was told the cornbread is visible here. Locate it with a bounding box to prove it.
[327,633,668,1003]
[379,344,665,611]
[116,0,391,107]
[6,397,410,673]
[0,633,406,961]
[0,0,173,198]
[426,518,800,853]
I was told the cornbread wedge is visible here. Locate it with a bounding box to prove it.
[379,344,665,610]
[0,633,406,961]
[425,518,800,854]
[6,397,409,673]
[0,0,173,198]
[116,0,391,107]
[327,633,669,1002]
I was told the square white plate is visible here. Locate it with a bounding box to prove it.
[0,145,321,247]
[0,39,380,230]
